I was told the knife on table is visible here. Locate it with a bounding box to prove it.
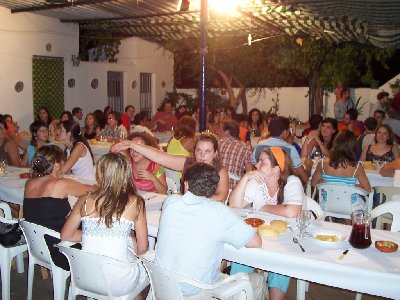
[338,249,350,261]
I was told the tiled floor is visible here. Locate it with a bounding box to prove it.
[3,263,390,300]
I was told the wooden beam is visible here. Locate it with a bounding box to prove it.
[61,10,200,24]
[11,0,115,13]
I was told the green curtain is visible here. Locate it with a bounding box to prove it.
[32,56,64,120]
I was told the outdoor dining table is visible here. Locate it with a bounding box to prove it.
[142,194,400,300]
[2,169,399,300]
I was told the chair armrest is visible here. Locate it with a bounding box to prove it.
[139,250,155,261]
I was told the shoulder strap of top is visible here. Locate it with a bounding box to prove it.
[122,197,137,218]
[321,157,326,174]
[353,161,362,177]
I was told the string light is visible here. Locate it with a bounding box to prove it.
[248,33,252,45]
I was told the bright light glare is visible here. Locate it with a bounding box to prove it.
[178,0,254,15]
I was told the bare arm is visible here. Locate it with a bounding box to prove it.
[229,171,265,208]
[5,140,27,167]
[112,140,186,171]
[310,161,323,187]
[210,166,229,202]
[61,195,85,242]
[56,178,96,198]
[355,165,371,192]
[294,165,309,185]
[379,159,400,177]
[138,170,167,194]
[260,203,301,218]
[393,145,400,159]
[133,204,149,255]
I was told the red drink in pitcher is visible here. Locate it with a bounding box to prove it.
[349,210,371,249]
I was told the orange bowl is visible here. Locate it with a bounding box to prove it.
[245,218,265,228]
[375,241,398,253]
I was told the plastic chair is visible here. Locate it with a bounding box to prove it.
[373,186,400,229]
[19,220,70,300]
[57,245,146,300]
[305,196,324,221]
[166,177,178,194]
[371,200,400,232]
[316,183,370,220]
[142,258,254,300]
[0,203,27,300]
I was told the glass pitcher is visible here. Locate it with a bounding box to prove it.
[349,210,372,249]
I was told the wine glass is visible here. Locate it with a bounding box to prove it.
[296,210,312,239]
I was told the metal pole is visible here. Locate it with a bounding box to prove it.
[199,0,208,132]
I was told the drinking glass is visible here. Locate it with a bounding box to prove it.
[296,210,312,239]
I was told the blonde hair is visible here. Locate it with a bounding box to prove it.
[93,152,144,228]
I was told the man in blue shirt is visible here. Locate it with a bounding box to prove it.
[253,116,308,184]
[155,162,266,299]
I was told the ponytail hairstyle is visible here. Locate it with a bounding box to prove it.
[31,145,64,177]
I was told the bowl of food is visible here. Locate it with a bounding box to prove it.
[375,241,398,253]
[244,218,265,228]
[257,224,279,238]
[309,229,347,246]
[363,161,376,170]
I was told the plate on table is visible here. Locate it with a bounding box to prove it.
[308,229,347,246]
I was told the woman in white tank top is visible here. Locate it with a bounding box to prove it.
[61,152,149,297]
[58,120,95,181]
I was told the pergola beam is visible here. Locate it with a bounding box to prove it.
[61,10,200,24]
[11,0,115,13]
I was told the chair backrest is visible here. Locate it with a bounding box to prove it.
[19,220,59,267]
[166,177,178,194]
[371,200,400,232]
[0,202,12,219]
[142,259,203,299]
[374,186,400,205]
[57,245,139,297]
[316,183,370,219]
[305,196,324,221]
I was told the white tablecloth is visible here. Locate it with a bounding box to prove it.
[143,196,400,299]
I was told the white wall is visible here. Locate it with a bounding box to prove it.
[117,38,174,115]
[0,7,174,130]
[0,7,78,130]
[179,76,399,123]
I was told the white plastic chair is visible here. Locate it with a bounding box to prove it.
[166,177,178,194]
[142,258,254,300]
[0,203,27,300]
[305,196,324,221]
[373,186,400,229]
[57,245,146,300]
[316,183,370,220]
[371,200,400,232]
[19,220,70,300]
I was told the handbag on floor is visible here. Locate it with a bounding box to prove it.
[0,221,23,246]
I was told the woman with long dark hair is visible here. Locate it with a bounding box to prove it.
[26,120,50,164]
[311,130,371,212]
[58,120,95,181]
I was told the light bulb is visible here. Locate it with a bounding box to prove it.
[248,34,252,46]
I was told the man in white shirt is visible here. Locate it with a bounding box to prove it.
[155,162,266,299]
[72,107,84,128]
